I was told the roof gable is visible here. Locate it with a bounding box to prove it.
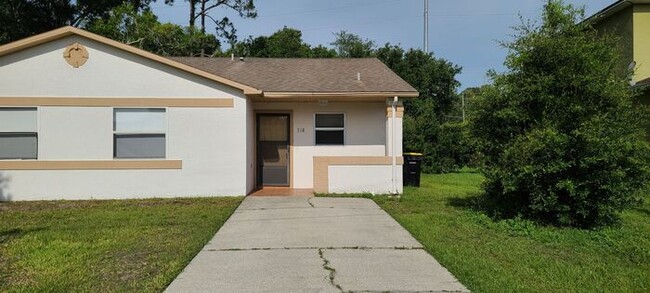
[0,26,261,95]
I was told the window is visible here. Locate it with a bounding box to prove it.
[0,108,37,160]
[315,113,344,145]
[113,108,166,159]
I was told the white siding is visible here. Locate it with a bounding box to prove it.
[39,107,113,160]
[329,165,403,194]
[0,36,241,97]
[0,35,249,200]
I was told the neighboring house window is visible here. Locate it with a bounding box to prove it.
[314,113,345,145]
[0,108,37,160]
[113,108,166,159]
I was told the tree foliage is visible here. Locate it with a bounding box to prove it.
[471,0,650,227]
[331,31,375,58]
[376,44,463,172]
[228,27,336,58]
[87,4,220,56]
[0,0,156,44]
[173,0,256,44]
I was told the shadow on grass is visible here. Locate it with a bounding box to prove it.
[631,206,650,217]
[0,227,44,244]
[445,192,529,223]
[447,193,497,214]
[446,192,637,229]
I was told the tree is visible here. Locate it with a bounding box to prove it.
[375,44,463,172]
[231,27,310,57]
[87,4,221,56]
[0,0,74,44]
[228,27,336,58]
[471,0,650,227]
[309,45,337,58]
[174,0,256,44]
[0,0,160,44]
[331,31,375,58]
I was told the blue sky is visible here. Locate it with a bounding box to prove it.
[152,0,613,90]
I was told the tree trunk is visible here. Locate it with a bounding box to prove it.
[189,0,196,27]
[200,0,206,33]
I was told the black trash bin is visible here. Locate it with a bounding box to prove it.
[403,153,423,187]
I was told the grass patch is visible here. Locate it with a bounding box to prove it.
[370,172,649,292]
[0,197,242,292]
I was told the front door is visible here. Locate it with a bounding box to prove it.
[257,114,290,187]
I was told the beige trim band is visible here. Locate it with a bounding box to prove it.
[0,160,182,170]
[0,97,234,108]
[386,106,404,118]
[313,156,404,193]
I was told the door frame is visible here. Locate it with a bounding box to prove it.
[255,112,293,188]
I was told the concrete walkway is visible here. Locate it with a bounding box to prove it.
[165,196,468,293]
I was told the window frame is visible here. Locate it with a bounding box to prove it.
[313,112,346,146]
[0,107,38,160]
[113,108,167,159]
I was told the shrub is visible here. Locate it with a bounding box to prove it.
[471,0,650,227]
[436,122,480,172]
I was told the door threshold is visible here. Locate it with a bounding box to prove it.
[249,187,314,197]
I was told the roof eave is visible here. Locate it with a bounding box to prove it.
[262,91,419,99]
[584,0,635,23]
[0,26,262,95]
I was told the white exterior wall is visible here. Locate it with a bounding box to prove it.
[253,102,393,190]
[329,165,403,194]
[386,99,404,157]
[0,35,249,200]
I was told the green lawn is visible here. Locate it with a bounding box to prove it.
[0,197,242,292]
[373,172,650,292]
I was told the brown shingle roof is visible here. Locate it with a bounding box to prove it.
[169,57,418,95]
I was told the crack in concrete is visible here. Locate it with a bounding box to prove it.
[206,246,424,252]
[318,248,344,292]
[307,197,315,208]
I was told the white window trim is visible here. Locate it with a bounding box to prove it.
[112,107,168,159]
[314,112,346,146]
[0,107,38,160]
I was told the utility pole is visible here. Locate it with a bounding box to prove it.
[424,0,429,52]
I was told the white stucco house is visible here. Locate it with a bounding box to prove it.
[0,27,418,201]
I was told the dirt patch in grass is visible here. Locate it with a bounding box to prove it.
[98,249,159,285]
[0,200,105,212]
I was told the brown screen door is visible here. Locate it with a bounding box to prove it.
[257,114,290,186]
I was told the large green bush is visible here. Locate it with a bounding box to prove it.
[471,0,650,227]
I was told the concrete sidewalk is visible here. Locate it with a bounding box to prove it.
[165,196,468,292]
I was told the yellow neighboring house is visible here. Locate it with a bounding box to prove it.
[588,0,650,98]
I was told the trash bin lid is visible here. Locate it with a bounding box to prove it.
[403,152,423,156]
